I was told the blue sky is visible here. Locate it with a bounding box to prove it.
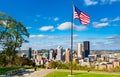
[0,0,120,50]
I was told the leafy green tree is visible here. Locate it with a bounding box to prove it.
[49,61,59,69]
[0,12,29,66]
[0,53,7,67]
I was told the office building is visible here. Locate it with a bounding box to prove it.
[49,49,54,60]
[33,50,38,60]
[83,41,90,57]
[53,49,57,59]
[65,48,70,63]
[88,55,97,62]
[28,47,32,59]
[77,43,82,58]
[56,46,63,61]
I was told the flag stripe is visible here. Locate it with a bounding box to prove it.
[74,12,79,19]
[74,6,90,25]
[80,12,90,25]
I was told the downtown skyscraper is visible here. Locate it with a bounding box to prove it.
[77,43,82,58]
[28,47,32,59]
[83,41,90,57]
[65,48,70,63]
[56,46,63,61]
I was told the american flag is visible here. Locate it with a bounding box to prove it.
[74,6,90,25]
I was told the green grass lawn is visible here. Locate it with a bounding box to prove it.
[45,71,120,77]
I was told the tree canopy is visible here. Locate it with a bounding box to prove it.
[0,12,29,51]
[0,12,30,67]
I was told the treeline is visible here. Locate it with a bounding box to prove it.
[46,61,90,70]
[0,52,35,67]
[46,61,120,72]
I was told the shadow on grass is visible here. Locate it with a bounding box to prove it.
[73,72,85,75]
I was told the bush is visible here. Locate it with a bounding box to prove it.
[48,61,90,70]
[0,67,20,75]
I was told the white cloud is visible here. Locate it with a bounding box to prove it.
[110,0,120,4]
[39,26,54,31]
[26,26,32,29]
[100,18,108,22]
[54,17,59,21]
[57,22,71,30]
[57,22,87,31]
[30,34,45,38]
[101,0,106,3]
[100,0,110,4]
[74,25,87,31]
[73,34,79,37]
[73,34,80,39]
[84,0,120,6]
[100,16,120,22]
[112,16,120,22]
[29,34,58,40]
[106,35,120,39]
[93,22,109,28]
[93,16,120,28]
[84,0,98,6]
[47,36,58,39]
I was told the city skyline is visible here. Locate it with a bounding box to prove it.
[0,0,120,50]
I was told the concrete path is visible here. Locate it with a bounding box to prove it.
[22,69,54,77]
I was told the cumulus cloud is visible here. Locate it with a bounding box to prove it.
[109,0,120,4]
[73,34,80,39]
[57,22,71,30]
[54,17,59,21]
[29,34,58,39]
[93,22,109,28]
[84,0,120,6]
[39,26,54,31]
[74,25,87,31]
[100,16,120,22]
[84,0,98,6]
[100,18,108,22]
[106,35,120,39]
[57,22,87,31]
[30,34,46,38]
[112,16,120,22]
[93,16,120,28]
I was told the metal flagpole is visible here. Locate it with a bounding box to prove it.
[70,1,74,75]
[70,1,90,75]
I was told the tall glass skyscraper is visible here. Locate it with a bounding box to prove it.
[56,46,63,61]
[49,49,54,60]
[28,47,32,59]
[83,41,90,57]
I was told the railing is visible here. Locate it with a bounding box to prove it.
[5,68,25,76]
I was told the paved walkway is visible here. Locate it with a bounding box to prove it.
[22,69,54,77]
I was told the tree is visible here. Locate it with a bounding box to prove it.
[0,53,7,67]
[0,12,29,66]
